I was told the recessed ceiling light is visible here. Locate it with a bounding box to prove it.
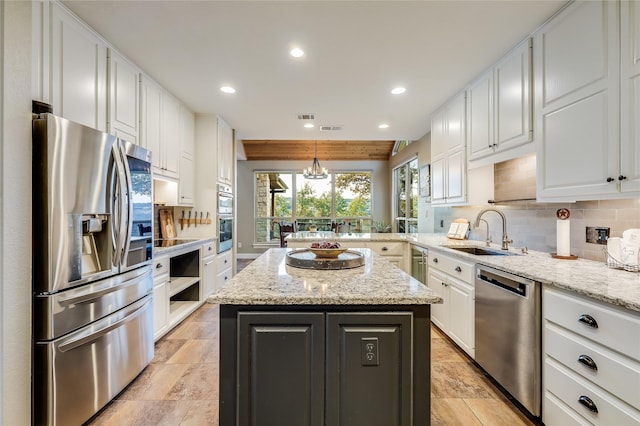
[220,86,236,94]
[290,47,305,58]
[304,123,315,128]
[391,87,406,95]
[378,123,390,129]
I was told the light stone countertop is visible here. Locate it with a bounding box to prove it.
[153,237,215,257]
[207,248,442,306]
[288,232,640,313]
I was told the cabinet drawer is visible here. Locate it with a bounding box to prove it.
[428,251,474,283]
[217,268,232,288]
[217,251,233,271]
[546,322,640,409]
[154,257,169,278]
[202,241,215,258]
[545,358,640,425]
[367,242,404,256]
[544,288,640,359]
[544,391,591,426]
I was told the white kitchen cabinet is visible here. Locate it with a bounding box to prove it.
[217,116,234,186]
[201,242,216,297]
[468,38,532,166]
[430,92,467,205]
[48,1,107,131]
[620,0,640,193]
[216,250,233,290]
[178,105,195,206]
[542,286,640,425]
[535,0,622,201]
[153,256,170,341]
[140,73,180,179]
[427,250,475,357]
[107,49,139,145]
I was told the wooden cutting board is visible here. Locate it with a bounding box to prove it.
[159,208,176,239]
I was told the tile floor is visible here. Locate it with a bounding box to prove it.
[87,259,536,425]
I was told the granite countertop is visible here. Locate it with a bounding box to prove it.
[287,232,640,313]
[207,248,442,306]
[153,237,215,256]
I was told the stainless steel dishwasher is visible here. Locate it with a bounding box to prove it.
[475,265,541,417]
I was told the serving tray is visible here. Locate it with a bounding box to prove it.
[286,249,365,270]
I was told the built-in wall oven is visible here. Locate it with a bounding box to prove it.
[217,184,233,253]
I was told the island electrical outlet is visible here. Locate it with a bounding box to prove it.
[361,337,379,366]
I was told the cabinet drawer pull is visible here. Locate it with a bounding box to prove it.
[381,246,388,251]
[578,395,598,413]
[577,354,598,371]
[606,177,615,182]
[208,246,213,251]
[156,263,163,269]
[433,258,438,263]
[578,314,598,328]
[618,175,627,181]
[455,266,462,272]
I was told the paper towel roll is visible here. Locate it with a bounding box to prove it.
[557,219,571,256]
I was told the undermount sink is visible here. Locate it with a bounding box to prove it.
[441,245,519,256]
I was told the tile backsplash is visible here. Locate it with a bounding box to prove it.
[434,198,640,262]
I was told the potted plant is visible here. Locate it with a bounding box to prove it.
[372,221,391,233]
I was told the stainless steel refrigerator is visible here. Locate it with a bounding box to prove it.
[32,114,155,426]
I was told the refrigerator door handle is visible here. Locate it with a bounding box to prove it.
[58,296,151,352]
[58,268,152,306]
[110,156,120,265]
[111,143,129,266]
[117,141,134,269]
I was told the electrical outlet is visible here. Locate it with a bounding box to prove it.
[586,226,609,244]
[361,337,379,366]
[238,242,242,248]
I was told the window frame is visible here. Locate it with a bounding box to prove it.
[253,170,374,245]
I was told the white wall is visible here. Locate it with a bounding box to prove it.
[2,1,33,423]
[236,159,390,255]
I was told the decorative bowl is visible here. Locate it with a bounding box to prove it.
[308,248,348,258]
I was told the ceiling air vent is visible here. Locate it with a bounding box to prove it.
[297,113,315,120]
[320,125,342,131]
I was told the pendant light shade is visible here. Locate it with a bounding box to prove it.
[303,141,328,179]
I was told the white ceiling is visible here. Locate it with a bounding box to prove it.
[62,0,566,142]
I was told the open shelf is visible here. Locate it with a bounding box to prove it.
[169,300,200,324]
[169,276,200,297]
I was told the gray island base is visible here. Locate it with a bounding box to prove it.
[208,248,442,425]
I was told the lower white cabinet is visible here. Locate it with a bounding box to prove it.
[202,242,216,297]
[427,250,475,357]
[153,256,170,341]
[543,286,640,425]
[216,250,233,289]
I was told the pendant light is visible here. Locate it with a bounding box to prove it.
[303,141,328,179]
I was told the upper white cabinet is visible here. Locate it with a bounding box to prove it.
[178,105,195,206]
[140,74,180,180]
[468,38,533,165]
[217,116,234,186]
[535,1,622,201]
[48,1,107,131]
[108,49,140,145]
[620,0,640,193]
[430,92,467,205]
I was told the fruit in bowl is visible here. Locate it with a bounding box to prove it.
[309,241,346,258]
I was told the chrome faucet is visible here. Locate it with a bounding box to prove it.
[475,208,513,250]
[478,218,492,247]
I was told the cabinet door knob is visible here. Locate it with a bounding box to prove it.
[618,175,627,181]
[578,396,598,413]
[578,314,599,328]
[455,266,462,272]
[606,177,615,182]
[577,354,598,371]
[433,258,438,263]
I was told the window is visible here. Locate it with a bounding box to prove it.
[254,171,373,244]
[392,140,412,156]
[393,158,418,233]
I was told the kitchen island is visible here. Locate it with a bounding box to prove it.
[208,248,441,425]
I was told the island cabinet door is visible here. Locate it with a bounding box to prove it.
[326,312,413,426]
[237,312,325,426]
